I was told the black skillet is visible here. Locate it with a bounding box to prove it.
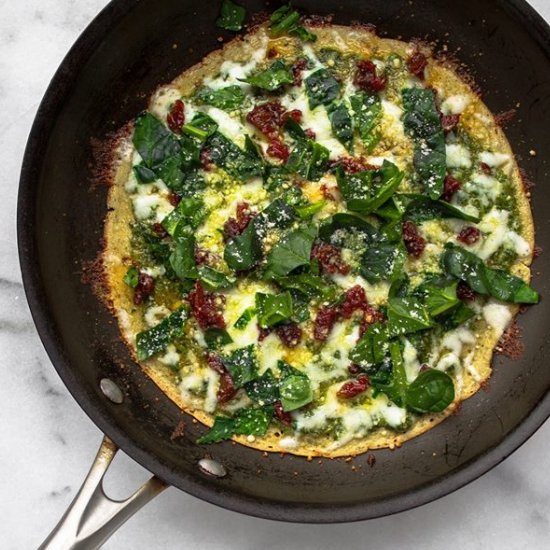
[18,0,550,545]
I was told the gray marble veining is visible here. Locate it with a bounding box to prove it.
[1,1,549,548]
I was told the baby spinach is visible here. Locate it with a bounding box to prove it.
[234,307,256,330]
[387,296,433,337]
[441,244,539,304]
[197,406,274,444]
[224,222,263,271]
[405,369,455,413]
[280,374,313,411]
[123,266,139,288]
[222,345,258,388]
[401,194,480,223]
[203,328,233,349]
[286,139,330,181]
[169,229,198,281]
[216,0,246,32]
[198,266,235,290]
[329,103,353,150]
[402,88,446,199]
[305,69,340,109]
[350,93,382,152]
[206,132,264,179]
[318,213,379,244]
[296,200,326,219]
[256,291,294,328]
[350,322,390,368]
[161,197,205,236]
[243,59,294,91]
[360,242,406,283]
[417,278,460,317]
[136,306,189,360]
[133,164,156,184]
[245,369,280,404]
[263,226,318,279]
[336,161,404,214]
[194,85,245,111]
[270,4,317,42]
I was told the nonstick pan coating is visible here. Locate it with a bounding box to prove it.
[17,0,550,522]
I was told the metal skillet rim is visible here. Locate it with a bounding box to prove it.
[17,0,550,523]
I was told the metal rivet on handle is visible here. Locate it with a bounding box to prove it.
[100,378,124,404]
[198,458,227,478]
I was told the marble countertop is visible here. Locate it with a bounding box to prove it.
[1,1,549,548]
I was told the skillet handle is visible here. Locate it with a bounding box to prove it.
[38,436,168,550]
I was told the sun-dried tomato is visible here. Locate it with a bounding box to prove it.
[320,184,336,201]
[257,323,273,342]
[340,285,369,319]
[441,114,460,134]
[348,364,363,375]
[223,202,254,242]
[457,281,475,302]
[267,47,278,59]
[166,99,185,133]
[480,162,492,175]
[311,241,350,275]
[292,58,308,86]
[200,148,214,171]
[402,220,426,258]
[353,60,386,93]
[441,174,462,202]
[407,51,428,79]
[274,400,292,425]
[275,323,302,348]
[457,226,481,245]
[359,306,385,337]
[194,246,218,266]
[313,305,340,341]
[304,128,316,140]
[206,352,225,374]
[281,109,303,124]
[331,155,376,174]
[151,222,168,238]
[217,371,237,403]
[188,281,226,329]
[168,192,181,207]
[337,374,370,399]
[267,138,290,161]
[246,101,286,138]
[133,272,155,305]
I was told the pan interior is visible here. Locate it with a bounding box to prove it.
[18,0,550,522]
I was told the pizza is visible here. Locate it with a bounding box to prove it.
[102,4,538,457]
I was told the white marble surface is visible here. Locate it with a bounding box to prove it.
[1,1,549,548]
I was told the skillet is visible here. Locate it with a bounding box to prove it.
[17,0,550,546]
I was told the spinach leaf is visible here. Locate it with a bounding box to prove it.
[380,340,409,408]
[222,345,258,388]
[360,242,406,283]
[133,164,156,184]
[207,132,264,179]
[296,200,326,219]
[276,273,337,302]
[263,226,318,279]
[224,223,263,271]
[286,139,330,181]
[441,244,539,304]
[336,161,404,214]
[234,307,256,330]
[402,88,446,199]
[350,93,382,152]
[280,374,313,411]
[256,291,294,328]
[441,302,475,330]
[184,112,219,139]
[417,278,460,317]
[305,69,340,109]
[133,112,181,167]
[387,296,433,337]
[195,85,245,111]
[170,229,198,280]
[402,194,480,223]
[197,406,274,444]
[243,59,294,91]
[123,266,139,288]
[198,266,235,290]
[203,328,233,349]
[318,213,379,244]
[329,103,353,149]
[136,306,188,360]
[245,369,279,404]
[161,197,205,236]
[269,4,317,42]
[350,322,390,368]
[216,0,246,32]
[405,369,455,413]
